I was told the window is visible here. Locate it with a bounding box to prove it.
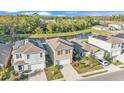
[18,65,23,71]
[16,54,22,59]
[57,51,61,55]
[27,55,30,59]
[65,50,68,54]
[40,53,42,57]
[58,50,63,55]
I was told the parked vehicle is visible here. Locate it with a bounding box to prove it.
[97,59,110,66]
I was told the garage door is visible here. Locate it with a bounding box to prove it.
[31,63,45,70]
[57,59,70,65]
[112,51,121,57]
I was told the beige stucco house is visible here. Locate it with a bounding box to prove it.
[46,38,73,65]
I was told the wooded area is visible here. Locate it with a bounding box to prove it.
[0,15,97,35]
[0,14,124,35]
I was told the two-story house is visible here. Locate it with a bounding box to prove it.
[46,38,73,65]
[88,35,124,57]
[12,39,46,72]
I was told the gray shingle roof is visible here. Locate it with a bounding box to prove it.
[0,43,12,66]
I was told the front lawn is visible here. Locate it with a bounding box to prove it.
[45,65,64,81]
[72,55,103,74]
[112,61,123,66]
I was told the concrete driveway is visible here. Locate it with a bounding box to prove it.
[60,64,81,81]
[28,70,47,81]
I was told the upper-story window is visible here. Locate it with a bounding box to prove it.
[27,55,30,59]
[40,53,42,57]
[16,54,22,59]
[65,50,69,54]
[57,51,61,55]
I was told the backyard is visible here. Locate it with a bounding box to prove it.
[72,55,104,74]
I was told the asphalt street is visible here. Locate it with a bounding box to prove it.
[80,70,124,81]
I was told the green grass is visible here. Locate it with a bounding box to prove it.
[45,65,63,81]
[0,36,13,42]
[72,55,104,74]
[87,29,113,35]
[30,29,113,39]
[82,70,108,77]
[29,29,91,38]
[112,61,123,66]
[120,66,124,68]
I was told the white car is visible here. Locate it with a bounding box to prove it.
[97,59,110,66]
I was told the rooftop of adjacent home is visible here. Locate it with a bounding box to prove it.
[46,38,73,51]
[90,35,124,44]
[72,40,99,53]
[12,39,45,54]
[0,43,12,65]
[114,33,124,39]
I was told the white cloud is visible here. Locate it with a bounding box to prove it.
[5,11,19,13]
[21,12,52,16]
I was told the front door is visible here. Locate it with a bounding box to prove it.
[18,65,24,71]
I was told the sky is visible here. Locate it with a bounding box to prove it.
[0,11,124,16]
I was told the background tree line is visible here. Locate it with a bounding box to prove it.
[0,15,98,35]
[93,15,124,22]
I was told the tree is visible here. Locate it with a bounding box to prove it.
[73,50,81,61]
[34,27,43,34]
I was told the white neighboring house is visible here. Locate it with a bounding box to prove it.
[108,24,124,30]
[88,35,124,57]
[92,25,108,31]
[12,39,46,72]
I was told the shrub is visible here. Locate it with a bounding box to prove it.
[0,67,11,80]
[19,74,28,80]
[12,71,19,76]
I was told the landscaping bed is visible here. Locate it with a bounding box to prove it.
[0,67,28,81]
[45,65,64,81]
[72,55,104,74]
[112,61,123,66]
